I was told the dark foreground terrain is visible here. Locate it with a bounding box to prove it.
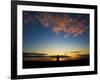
[23,57,89,68]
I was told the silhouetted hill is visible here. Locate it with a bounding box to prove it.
[23,53,89,68]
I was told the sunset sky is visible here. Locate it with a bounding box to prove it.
[23,11,89,56]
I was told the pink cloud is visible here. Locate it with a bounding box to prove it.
[23,12,88,38]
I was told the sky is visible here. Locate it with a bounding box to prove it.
[23,11,90,56]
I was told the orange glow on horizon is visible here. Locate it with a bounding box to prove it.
[34,49,66,56]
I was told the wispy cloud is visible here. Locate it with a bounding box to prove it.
[70,51,81,53]
[23,12,89,38]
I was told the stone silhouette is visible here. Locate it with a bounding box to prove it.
[57,55,60,62]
